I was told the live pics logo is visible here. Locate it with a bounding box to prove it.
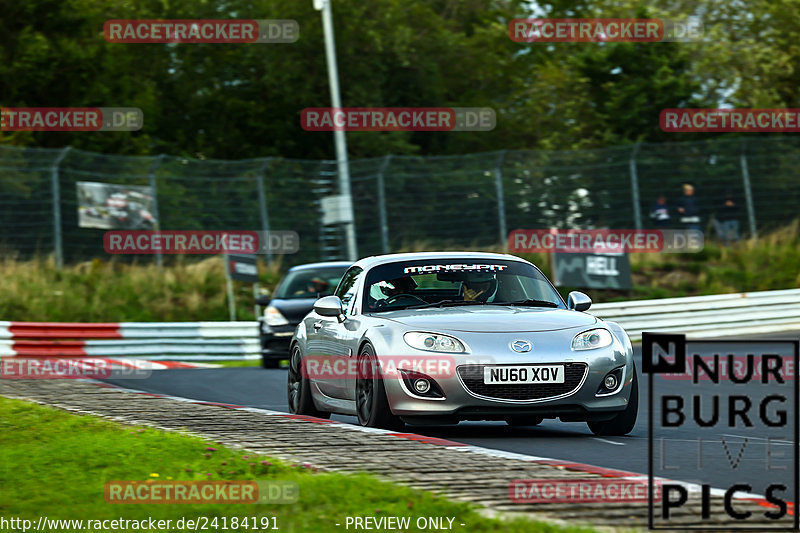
[644,333,800,530]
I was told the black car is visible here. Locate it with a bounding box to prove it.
[257,261,350,368]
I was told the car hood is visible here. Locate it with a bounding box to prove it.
[377,306,598,333]
[270,298,318,324]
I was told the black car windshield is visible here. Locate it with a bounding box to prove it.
[273,266,348,300]
[363,259,565,312]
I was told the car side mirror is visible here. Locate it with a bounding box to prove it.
[255,295,272,306]
[314,295,345,321]
[567,291,592,312]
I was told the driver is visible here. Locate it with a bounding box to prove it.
[462,274,497,302]
[295,277,329,296]
[381,276,417,298]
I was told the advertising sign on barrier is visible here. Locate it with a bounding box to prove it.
[552,252,633,289]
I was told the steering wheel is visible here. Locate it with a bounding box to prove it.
[374,293,427,309]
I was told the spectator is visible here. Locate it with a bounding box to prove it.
[649,194,671,228]
[675,183,701,231]
[713,191,740,246]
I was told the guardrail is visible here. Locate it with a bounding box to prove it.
[0,321,260,360]
[591,288,800,341]
[1,288,798,361]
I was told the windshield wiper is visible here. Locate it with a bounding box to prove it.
[492,299,560,308]
[406,299,488,309]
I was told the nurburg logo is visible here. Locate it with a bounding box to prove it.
[511,340,532,353]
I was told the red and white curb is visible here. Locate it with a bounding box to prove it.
[0,320,259,358]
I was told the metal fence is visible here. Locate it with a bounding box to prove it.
[1,136,799,267]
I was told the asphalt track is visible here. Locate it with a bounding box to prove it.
[105,331,800,504]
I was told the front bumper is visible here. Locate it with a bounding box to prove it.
[381,332,633,421]
[259,322,296,358]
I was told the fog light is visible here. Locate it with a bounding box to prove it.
[414,378,431,394]
[603,374,618,390]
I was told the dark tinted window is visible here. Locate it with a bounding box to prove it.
[273,266,348,300]
[363,259,564,312]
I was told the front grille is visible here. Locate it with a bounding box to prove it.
[457,363,587,401]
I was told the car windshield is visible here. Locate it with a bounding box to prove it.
[273,266,348,300]
[363,259,565,312]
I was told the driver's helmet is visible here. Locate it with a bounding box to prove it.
[380,276,417,297]
[462,273,498,302]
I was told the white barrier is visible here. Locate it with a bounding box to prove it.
[591,288,800,341]
[3,288,798,360]
[0,321,261,360]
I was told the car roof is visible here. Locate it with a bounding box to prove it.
[352,251,528,270]
[287,261,352,272]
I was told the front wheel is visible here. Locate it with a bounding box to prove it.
[355,344,403,430]
[587,366,638,436]
[287,345,330,418]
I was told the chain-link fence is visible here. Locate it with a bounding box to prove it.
[1,137,798,267]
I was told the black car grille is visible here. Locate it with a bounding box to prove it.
[457,363,587,401]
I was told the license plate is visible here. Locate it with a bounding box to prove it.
[483,365,565,385]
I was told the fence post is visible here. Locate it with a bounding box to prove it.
[51,146,71,268]
[493,150,508,248]
[257,159,273,266]
[629,143,642,230]
[147,154,164,267]
[740,141,758,238]
[376,155,392,254]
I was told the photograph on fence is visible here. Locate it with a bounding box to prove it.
[76,181,157,230]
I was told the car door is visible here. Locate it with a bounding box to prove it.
[333,269,366,401]
[306,266,362,399]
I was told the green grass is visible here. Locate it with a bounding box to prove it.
[212,359,275,368]
[0,397,592,533]
[0,255,283,322]
[1,222,798,321]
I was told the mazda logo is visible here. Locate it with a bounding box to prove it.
[510,340,532,353]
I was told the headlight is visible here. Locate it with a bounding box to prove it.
[404,332,466,353]
[571,328,613,350]
[264,305,289,327]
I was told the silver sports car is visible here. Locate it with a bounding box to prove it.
[287,252,638,435]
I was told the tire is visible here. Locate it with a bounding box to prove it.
[355,344,403,430]
[505,416,543,427]
[587,366,638,436]
[287,345,330,418]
